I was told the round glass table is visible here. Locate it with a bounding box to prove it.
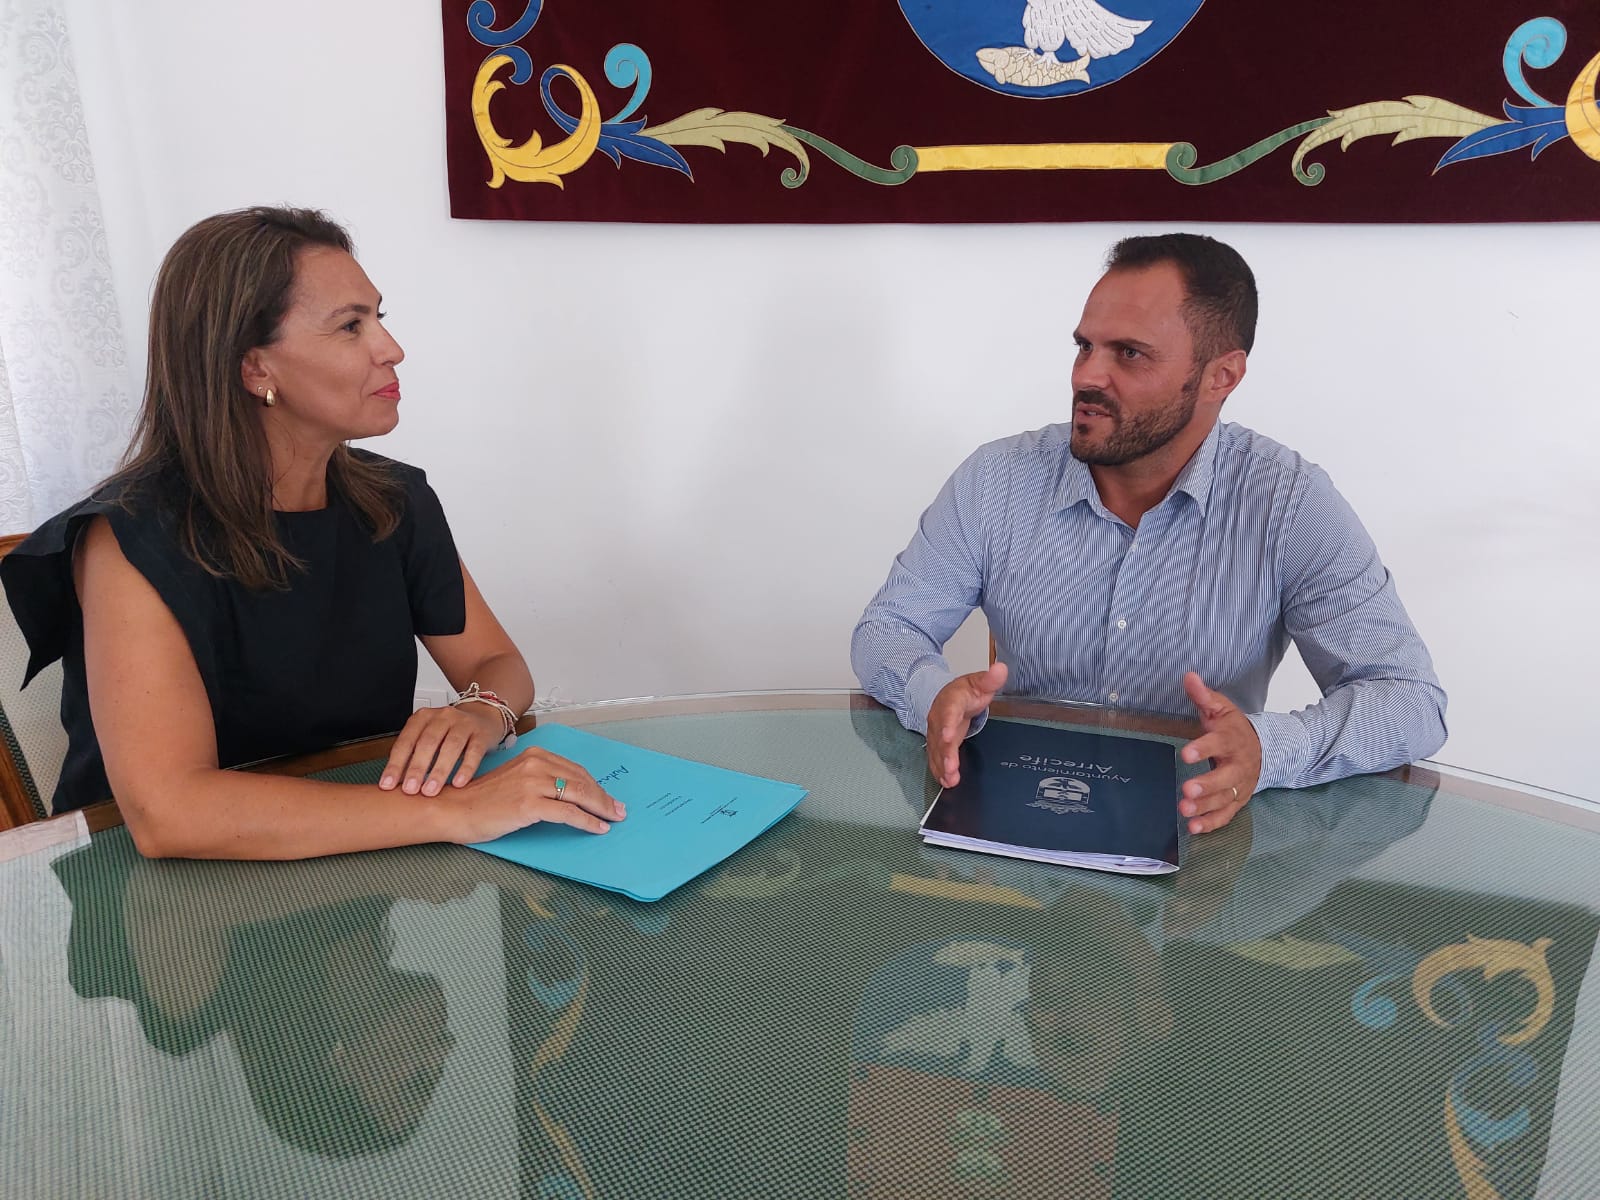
[2,692,1596,1199]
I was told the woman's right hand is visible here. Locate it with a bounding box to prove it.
[440,746,625,843]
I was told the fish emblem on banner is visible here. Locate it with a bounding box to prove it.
[899,0,1205,97]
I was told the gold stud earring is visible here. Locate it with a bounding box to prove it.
[263,387,276,407]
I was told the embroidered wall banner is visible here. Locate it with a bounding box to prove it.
[442,1,1600,222]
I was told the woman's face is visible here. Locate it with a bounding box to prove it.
[249,246,405,448]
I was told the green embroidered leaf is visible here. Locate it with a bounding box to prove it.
[643,107,811,177]
[1227,935,1366,970]
[1292,95,1498,179]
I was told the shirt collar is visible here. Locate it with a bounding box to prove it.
[1171,421,1222,515]
[1053,420,1223,518]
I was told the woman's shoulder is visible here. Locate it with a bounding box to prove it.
[7,474,175,563]
[1,472,201,686]
[343,449,450,536]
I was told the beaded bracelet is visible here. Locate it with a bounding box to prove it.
[451,682,518,746]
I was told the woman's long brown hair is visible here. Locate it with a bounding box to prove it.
[109,206,401,589]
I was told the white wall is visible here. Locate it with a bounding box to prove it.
[62,0,1600,799]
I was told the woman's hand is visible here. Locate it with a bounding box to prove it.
[441,747,626,843]
[379,704,507,796]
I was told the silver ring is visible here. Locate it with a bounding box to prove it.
[554,777,567,800]
[1230,786,1239,801]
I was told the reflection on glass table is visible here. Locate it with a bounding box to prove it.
[1,692,1595,1200]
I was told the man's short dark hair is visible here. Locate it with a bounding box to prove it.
[1105,233,1257,363]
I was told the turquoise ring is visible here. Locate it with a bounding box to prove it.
[554,777,568,800]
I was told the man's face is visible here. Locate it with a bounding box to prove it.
[1069,262,1206,467]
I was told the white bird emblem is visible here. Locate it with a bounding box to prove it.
[978,0,1152,88]
[1024,0,1151,65]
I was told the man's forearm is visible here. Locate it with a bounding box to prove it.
[1247,677,1448,791]
[851,612,958,733]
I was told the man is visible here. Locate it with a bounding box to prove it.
[851,234,1446,835]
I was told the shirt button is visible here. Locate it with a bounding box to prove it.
[1116,619,1127,630]
[1108,691,1120,703]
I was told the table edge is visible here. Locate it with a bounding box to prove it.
[4,691,1594,859]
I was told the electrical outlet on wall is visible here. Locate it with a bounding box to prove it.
[413,687,452,711]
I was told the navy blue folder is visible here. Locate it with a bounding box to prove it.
[920,719,1181,874]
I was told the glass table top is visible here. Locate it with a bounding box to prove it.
[2,693,1596,1199]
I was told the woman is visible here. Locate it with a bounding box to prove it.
[0,206,622,858]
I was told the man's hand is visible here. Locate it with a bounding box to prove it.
[927,662,1008,787]
[1178,671,1262,835]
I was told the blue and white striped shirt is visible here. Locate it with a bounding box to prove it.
[851,421,1447,791]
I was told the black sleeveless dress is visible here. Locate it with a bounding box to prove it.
[0,451,466,813]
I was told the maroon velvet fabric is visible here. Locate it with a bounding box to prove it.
[443,1,1600,222]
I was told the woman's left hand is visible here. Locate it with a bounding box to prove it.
[379,704,506,796]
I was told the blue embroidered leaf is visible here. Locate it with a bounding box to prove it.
[544,105,646,140]
[1501,101,1574,160]
[1436,104,1569,169]
[540,79,693,176]
[602,131,692,176]
[588,118,646,168]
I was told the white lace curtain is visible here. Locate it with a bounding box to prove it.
[0,0,133,532]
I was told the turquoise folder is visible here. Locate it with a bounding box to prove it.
[467,724,808,901]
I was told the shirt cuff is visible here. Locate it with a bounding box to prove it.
[905,663,958,736]
[1246,710,1312,791]
[905,663,990,739]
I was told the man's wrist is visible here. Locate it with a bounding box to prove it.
[914,668,994,741]
[907,663,961,735]
[1246,710,1310,791]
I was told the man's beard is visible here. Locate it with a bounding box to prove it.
[1069,369,1202,467]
